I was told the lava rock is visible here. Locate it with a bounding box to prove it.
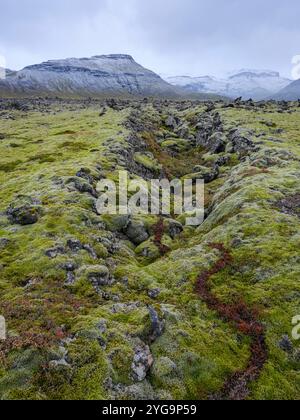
[67,239,83,252]
[65,271,76,286]
[0,238,10,250]
[7,204,42,225]
[63,261,77,272]
[175,124,190,139]
[86,265,111,287]
[229,128,258,155]
[206,132,227,154]
[76,168,95,184]
[148,306,165,343]
[279,335,293,353]
[131,344,154,382]
[165,219,183,239]
[148,289,161,299]
[83,244,98,260]
[165,115,180,130]
[275,194,300,218]
[215,155,231,166]
[125,220,149,245]
[45,246,65,258]
[66,177,98,198]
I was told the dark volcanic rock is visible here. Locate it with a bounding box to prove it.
[189,165,220,184]
[87,265,112,287]
[7,197,43,225]
[45,246,65,258]
[165,115,181,130]
[228,128,258,155]
[66,177,98,198]
[125,220,149,245]
[206,132,227,154]
[275,194,300,218]
[67,239,83,252]
[8,207,40,225]
[148,289,161,300]
[278,335,293,353]
[195,112,224,153]
[0,238,10,250]
[148,306,165,343]
[76,168,95,184]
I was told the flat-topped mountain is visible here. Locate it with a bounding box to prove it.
[165,69,291,100]
[0,54,179,97]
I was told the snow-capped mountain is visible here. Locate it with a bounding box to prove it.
[165,70,292,100]
[0,55,178,97]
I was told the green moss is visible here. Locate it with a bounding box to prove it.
[161,138,189,152]
[0,160,23,172]
[134,152,162,173]
[1,100,300,400]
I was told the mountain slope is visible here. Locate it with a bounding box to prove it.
[271,79,300,100]
[0,68,16,79]
[165,70,291,100]
[0,55,179,98]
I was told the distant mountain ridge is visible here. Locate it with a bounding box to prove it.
[272,79,300,100]
[1,56,297,100]
[0,54,180,98]
[165,70,292,100]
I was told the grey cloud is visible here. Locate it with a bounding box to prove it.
[0,0,299,78]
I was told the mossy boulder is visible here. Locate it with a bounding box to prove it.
[135,238,161,261]
[79,265,112,287]
[66,177,97,198]
[151,357,178,380]
[100,214,130,232]
[125,220,149,245]
[164,219,183,239]
[7,196,43,225]
[198,131,227,154]
[134,152,162,174]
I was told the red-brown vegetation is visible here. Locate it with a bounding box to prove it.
[196,243,268,400]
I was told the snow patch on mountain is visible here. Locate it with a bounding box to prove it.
[165,70,292,100]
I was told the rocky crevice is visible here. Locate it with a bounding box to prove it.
[119,103,267,399]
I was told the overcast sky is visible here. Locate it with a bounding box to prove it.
[0,0,300,78]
